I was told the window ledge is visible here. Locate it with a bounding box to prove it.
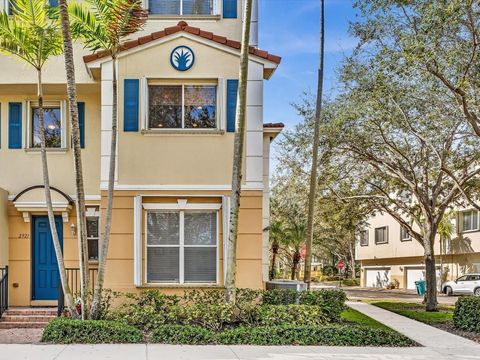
[459,229,479,234]
[139,283,223,289]
[24,148,69,154]
[141,129,225,136]
[148,15,221,21]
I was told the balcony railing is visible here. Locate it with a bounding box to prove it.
[0,267,8,319]
[58,268,98,316]
[148,0,217,16]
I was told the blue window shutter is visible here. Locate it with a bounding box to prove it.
[8,102,22,149]
[49,0,58,6]
[226,80,238,133]
[223,0,237,18]
[124,79,139,132]
[78,102,85,148]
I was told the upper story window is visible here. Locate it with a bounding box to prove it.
[30,101,64,148]
[374,226,388,245]
[460,210,479,233]
[359,230,368,246]
[148,83,217,129]
[148,0,214,15]
[87,217,99,261]
[400,226,411,242]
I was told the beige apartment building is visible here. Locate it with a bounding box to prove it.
[0,0,283,307]
[357,210,480,290]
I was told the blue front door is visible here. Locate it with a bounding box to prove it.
[33,216,63,300]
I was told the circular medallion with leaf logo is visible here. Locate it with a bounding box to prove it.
[170,46,195,71]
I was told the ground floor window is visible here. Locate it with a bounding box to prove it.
[146,210,217,284]
[87,217,99,261]
[148,83,217,129]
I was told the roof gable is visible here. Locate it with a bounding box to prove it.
[83,21,281,66]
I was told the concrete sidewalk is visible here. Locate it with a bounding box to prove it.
[0,344,478,360]
[347,301,479,356]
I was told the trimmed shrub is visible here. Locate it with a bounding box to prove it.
[42,318,143,344]
[217,325,414,346]
[150,325,414,346]
[254,305,327,326]
[177,303,235,331]
[110,290,180,331]
[453,296,480,333]
[262,289,346,322]
[150,325,214,344]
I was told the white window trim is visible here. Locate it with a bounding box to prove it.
[374,226,389,245]
[460,210,479,233]
[143,0,220,16]
[143,200,220,285]
[359,230,368,247]
[400,226,412,242]
[26,100,67,149]
[145,80,219,131]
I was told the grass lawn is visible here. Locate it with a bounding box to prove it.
[370,301,454,325]
[341,307,392,330]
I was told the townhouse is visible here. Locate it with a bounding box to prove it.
[357,210,480,290]
[0,0,282,307]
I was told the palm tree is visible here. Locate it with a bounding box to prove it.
[285,223,306,280]
[68,0,147,318]
[0,0,77,317]
[269,221,284,280]
[225,0,253,304]
[53,0,90,319]
[304,0,325,289]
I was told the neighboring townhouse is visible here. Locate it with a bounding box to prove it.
[357,210,480,290]
[0,0,282,307]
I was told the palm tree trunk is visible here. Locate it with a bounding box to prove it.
[58,0,89,319]
[225,0,252,304]
[304,0,325,289]
[269,243,278,280]
[91,55,118,319]
[36,69,78,318]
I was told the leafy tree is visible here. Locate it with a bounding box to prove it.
[328,50,480,311]
[225,0,253,303]
[68,0,147,318]
[0,0,77,317]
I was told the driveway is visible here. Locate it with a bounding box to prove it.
[313,285,459,305]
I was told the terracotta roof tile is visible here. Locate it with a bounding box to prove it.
[83,21,281,65]
[263,122,285,128]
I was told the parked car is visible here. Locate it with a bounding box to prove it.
[442,273,480,296]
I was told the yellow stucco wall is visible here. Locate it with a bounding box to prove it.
[116,36,253,186]
[6,189,263,305]
[0,86,101,196]
[0,188,8,268]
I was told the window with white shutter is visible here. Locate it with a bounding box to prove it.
[146,210,218,284]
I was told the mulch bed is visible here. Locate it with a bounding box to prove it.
[434,322,480,344]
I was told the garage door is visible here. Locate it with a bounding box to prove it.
[406,268,442,290]
[406,268,425,290]
[365,268,390,288]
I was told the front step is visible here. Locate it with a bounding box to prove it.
[0,308,57,329]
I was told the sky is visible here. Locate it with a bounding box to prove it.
[259,0,359,157]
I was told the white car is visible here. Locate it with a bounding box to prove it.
[442,273,480,296]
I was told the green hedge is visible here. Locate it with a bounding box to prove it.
[453,296,480,333]
[253,305,326,326]
[151,324,414,346]
[42,318,143,344]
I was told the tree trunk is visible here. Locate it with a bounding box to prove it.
[269,242,278,280]
[36,69,78,318]
[424,231,438,312]
[91,56,118,319]
[304,0,325,289]
[225,0,252,304]
[291,251,300,280]
[349,242,356,279]
[58,0,89,319]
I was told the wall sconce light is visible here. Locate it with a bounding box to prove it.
[400,266,404,272]
[70,223,77,236]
